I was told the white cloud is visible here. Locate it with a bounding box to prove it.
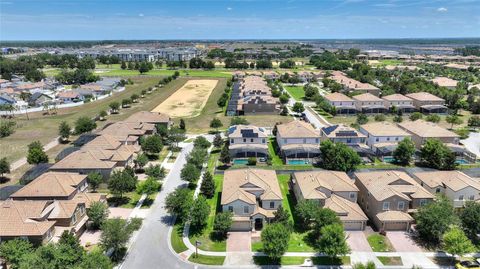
[138,13,144,17]
[437,7,448,12]
[227,7,232,11]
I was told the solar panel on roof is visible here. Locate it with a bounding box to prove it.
[241,129,258,138]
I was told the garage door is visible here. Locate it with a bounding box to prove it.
[343,221,364,231]
[384,222,408,231]
[230,220,251,231]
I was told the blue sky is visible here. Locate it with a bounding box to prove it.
[0,0,479,40]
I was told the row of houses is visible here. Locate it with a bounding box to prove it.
[221,168,480,232]
[325,91,448,114]
[0,111,171,244]
[233,70,324,83]
[329,71,381,96]
[227,117,472,165]
[357,53,480,63]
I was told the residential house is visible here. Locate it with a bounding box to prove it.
[98,121,156,137]
[353,93,387,113]
[397,120,460,148]
[330,71,381,96]
[291,171,368,230]
[413,170,480,208]
[382,94,415,113]
[28,92,53,107]
[124,111,171,127]
[432,77,458,90]
[359,122,411,157]
[321,124,366,146]
[324,92,357,114]
[0,94,15,105]
[221,169,282,231]
[354,170,434,231]
[405,92,447,114]
[276,120,321,163]
[57,91,83,103]
[228,125,269,160]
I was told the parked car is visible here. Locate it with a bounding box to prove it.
[456,260,480,269]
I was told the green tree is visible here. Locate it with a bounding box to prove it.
[320,140,361,172]
[100,218,133,262]
[292,102,305,113]
[272,205,291,227]
[374,114,386,121]
[79,247,113,269]
[210,118,223,132]
[311,208,342,237]
[27,140,48,164]
[420,139,457,170]
[213,133,223,148]
[0,157,10,179]
[393,138,416,165]
[136,177,161,195]
[446,114,463,129]
[426,114,441,123]
[415,196,458,244]
[141,135,163,156]
[74,116,97,134]
[0,239,33,269]
[468,115,480,128]
[87,172,103,192]
[180,162,201,183]
[261,223,291,261]
[0,120,16,138]
[134,153,149,170]
[230,116,249,125]
[193,136,211,149]
[213,211,233,238]
[109,101,120,114]
[121,61,127,70]
[179,118,186,130]
[409,112,423,121]
[352,262,376,269]
[165,188,193,221]
[167,127,186,149]
[87,201,109,229]
[189,195,210,228]
[460,201,480,240]
[356,114,368,125]
[99,110,108,120]
[187,147,208,168]
[316,223,350,259]
[442,226,476,260]
[219,144,231,164]
[296,200,319,230]
[145,164,166,180]
[200,171,215,198]
[108,170,137,199]
[58,121,71,143]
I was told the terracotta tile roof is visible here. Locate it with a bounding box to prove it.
[324,92,354,102]
[398,120,459,139]
[277,120,319,138]
[51,149,117,170]
[353,93,383,102]
[57,91,80,99]
[293,171,358,200]
[405,92,444,102]
[382,94,412,101]
[432,77,458,88]
[221,169,282,205]
[99,122,154,136]
[376,211,413,222]
[355,170,434,201]
[413,170,480,192]
[360,122,410,137]
[48,200,83,219]
[124,111,170,124]
[0,200,56,237]
[73,193,106,208]
[11,172,86,199]
[324,194,368,222]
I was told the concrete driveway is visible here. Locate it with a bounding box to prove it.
[346,231,372,252]
[226,232,251,252]
[386,231,423,252]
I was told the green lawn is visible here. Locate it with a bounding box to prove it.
[367,234,393,252]
[188,152,226,252]
[107,191,157,209]
[171,222,188,253]
[188,254,225,265]
[267,138,283,165]
[253,256,309,266]
[99,69,233,78]
[284,85,305,101]
[252,231,314,252]
[378,256,403,266]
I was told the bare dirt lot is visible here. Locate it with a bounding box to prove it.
[151,79,218,118]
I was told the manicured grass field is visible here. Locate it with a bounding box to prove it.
[253,256,308,266]
[188,254,225,265]
[378,256,403,266]
[267,138,283,165]
[367,234,393,252]
[284,85,305,101]
[171,222,188,253]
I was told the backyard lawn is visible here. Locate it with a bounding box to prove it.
[188,254,225,265]
[367,234,394,252]
[284,85,305,101]
[253,256,308,266]
[171,221,188,253]
[378,256,403,266]
[267,138,283,165]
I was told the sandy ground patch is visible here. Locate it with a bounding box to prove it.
[151,79,218,118]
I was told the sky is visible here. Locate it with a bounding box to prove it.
[0,0,479,40]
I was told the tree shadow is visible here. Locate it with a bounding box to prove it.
[0,176,10,184]
[107,196,131,207]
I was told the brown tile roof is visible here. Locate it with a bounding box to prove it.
[432,77,458,87]
[99,122,154,136]
[293,171,358,200]
[83,135,141,152]
[51,149,117,170]
[360,122,410,137]
[355,170,434,201]
[413,170,480,192]
[382,94,412,101]
[324,194,368,222]
[73,193,106,208]
[324,92,354,102]
[405,92,444,102]
[277,120,319,138]
[376,211,413,222]
[11,172,86,199]
[124,111,170,124]
[352,93,383,102]
[0,200,56,237]
[398,120,459,139]
[48,200,83,219]
[221,169,282,205]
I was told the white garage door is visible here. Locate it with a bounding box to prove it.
[230,220,251,231]
[343,221,364,231]
[384,222,408,231]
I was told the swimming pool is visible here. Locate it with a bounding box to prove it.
[383,157,395,163]
[233,159,249,165]
[287,159,308,165]
[456,159,469,164]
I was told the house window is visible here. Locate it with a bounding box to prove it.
[283,139,287,144]
[382,202,390,210]
[228,206,233,212]
[387,137,390,141]
[315,138,319,143]
[243,139,246,143]
[420,199,427,206]
[243,206,249,213]
[349,192,356,199]
[395,137,399,141]
[270,202,275,209]
[436,188,441,193]
[303,138,307,143]
[72,214,77,224]
[375,138,379,142]
[251,138,254,142]
[398,201,405,210]
[262,139,266,143]
[469,195,475,200]
[230,139,234,144]
[459,195,464,201]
